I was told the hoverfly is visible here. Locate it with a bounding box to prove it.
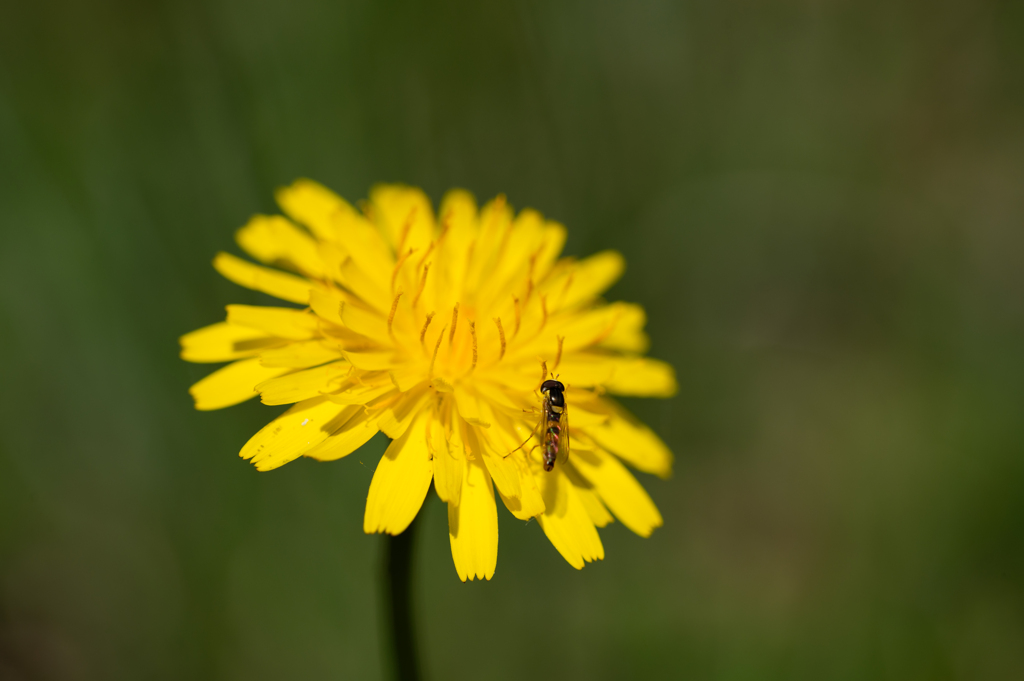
[538,378,569,471]
[508,378,570,471]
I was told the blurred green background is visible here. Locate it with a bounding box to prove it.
[2,0,1024,679]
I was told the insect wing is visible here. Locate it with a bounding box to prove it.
[533,409,549,465]
[556,403,570,466]
[538,392,556,464]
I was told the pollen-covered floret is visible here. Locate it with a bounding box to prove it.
[180,179,676,580]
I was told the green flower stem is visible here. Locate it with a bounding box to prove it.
[384,516,421,681]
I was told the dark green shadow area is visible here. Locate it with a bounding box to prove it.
[1,1,1024,679]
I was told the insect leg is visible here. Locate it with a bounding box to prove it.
[505,432,535,458]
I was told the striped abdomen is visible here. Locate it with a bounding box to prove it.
[543,423,560,472]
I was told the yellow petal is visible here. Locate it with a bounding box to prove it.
[432,190,478,306]
[550,353,677,397]
[328,248,391,312]
[467,218,564,320]
[302,407,379,462]
[599,303,649,353]
[546,250,624,311]
[340,301,388,341]
[462,196,513,298]
[308,289,345,326]
[430,376,454,393]
[558,391,609,428]
[577,398,673,478]
[535,467,604,569]
[213,252,312,305]
[453,387,490,427]
[551,354,616,387]
[258,340,344,368]
[571,448,663,537]
[472,401,522,498]
[255,360,350,405]
[603,357,677,397]
[377,386,430,439]
[566,472,614,528]
[364,412,433,535]
[438,188,477,229]
[179,322,285,363]
[496,465,546,520]
[389,363,426,392]
[323,372,395,405]
[507,302,646,368]
[467,423,520,500]
[486,364,555,395]
[226,305,320,340]
[189,358,290,411]
[448,457,498,581]
[485,412,545,519]
[472,379,533,416]
[319,322,383,352]
[534,221,568,283]
[275,178,350,242]
[485,217,565,309]
[336,216,394,285]
[369,184,436,254]
[516,471,550,514]
[236,214,325,277]
[429,416,463,505]
[471,207,543,311]
[240,397,354,471]
[342,348,397,371]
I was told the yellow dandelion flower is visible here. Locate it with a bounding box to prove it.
[180,179,677,580]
